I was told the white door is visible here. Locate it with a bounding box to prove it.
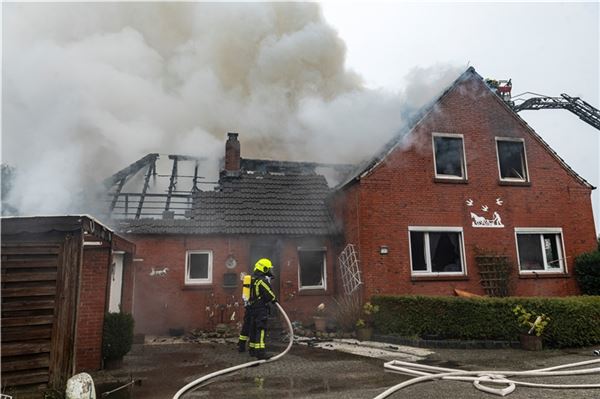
[109,252,124,313]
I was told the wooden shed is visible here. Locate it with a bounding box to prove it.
[1,215,135,398]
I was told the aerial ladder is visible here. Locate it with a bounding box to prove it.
[485,79,600,131]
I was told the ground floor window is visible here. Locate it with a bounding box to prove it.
[409,227,465,275]
[515,228,565,273]
[298,248,326,290]
[185,250,212,284]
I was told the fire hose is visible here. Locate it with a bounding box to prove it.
[172,302,293,399]
[376,358,600,398]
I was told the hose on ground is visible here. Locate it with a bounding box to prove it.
[376,358,600,398]
[172,302,293,399]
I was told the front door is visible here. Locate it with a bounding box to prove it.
[249,239,281,299]
[108,252,124,313]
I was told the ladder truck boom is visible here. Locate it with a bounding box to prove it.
[485,78,600,131]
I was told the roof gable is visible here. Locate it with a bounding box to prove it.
[337,67,593,190]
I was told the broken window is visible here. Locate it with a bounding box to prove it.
[516,230,564,272]
[409,229,464,275]
[496,139,528,181]
[298,249,326,290]
[185,251,212,284]
[433,134,466,179]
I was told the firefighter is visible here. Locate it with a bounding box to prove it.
[247,258,277,359]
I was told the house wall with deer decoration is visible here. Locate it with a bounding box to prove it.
[332,68,596,299]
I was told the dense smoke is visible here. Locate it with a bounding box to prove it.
[2,3,461,215]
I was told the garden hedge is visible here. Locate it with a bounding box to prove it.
[372,295,600,348]
[574,250,600,295]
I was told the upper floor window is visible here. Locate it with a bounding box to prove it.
[298,248,326,290]
[185,250,212,284]
[515,228,565,273]
[496,138,529,182]
[432,133,467,180]
[409,227,466,275]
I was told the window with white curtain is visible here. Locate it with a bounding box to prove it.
[409,227,466,275]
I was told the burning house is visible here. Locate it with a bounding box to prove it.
[104,67,596,336]
[109,134,351,334]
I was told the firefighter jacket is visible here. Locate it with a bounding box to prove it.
[249,271,276,308]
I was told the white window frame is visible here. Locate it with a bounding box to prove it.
[514,228,566,274]
[432,132,468,180]
[408,226,467,276]
[297,247,327,290]
[185,250,213,285]
[495,137,529,182]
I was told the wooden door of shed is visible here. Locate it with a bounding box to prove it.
[1,234,81,397]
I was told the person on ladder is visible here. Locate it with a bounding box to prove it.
[245,258,277,359]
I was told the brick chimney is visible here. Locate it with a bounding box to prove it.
[224,132,240,175]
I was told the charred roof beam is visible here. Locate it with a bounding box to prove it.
[135,160,156,219]
[103,153,159,189]
[165,157,178,211]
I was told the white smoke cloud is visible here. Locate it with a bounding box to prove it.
[2,2,461,216]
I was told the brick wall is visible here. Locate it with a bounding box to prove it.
[334,74,597,299]
[75,247,110,372]
[126,235,338,335]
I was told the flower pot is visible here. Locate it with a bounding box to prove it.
[519,333,542,351]
[356,327,373,341]
[313,316,327,332]
[215,323,228,334]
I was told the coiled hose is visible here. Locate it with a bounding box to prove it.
[172,302,293,399]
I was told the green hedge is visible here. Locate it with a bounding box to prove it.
[372,295,600,348]
[102,312,135,360]
[574,251,600,295]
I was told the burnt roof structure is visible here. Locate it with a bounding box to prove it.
[104,149,352,223]
[121,171,336,235]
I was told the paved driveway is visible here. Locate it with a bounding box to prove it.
[91,338,600,399]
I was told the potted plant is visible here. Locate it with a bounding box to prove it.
[512,304,550,351]
[313,303,327,332]
[355,302,379,341]
[102,312,135,369]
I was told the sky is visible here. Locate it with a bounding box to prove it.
[1,1,599,232]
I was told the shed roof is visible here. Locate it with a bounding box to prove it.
[1,215,135,252]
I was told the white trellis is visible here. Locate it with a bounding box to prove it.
[338,244,362,296]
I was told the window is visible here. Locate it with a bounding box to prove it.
[185,251,212,284]
[409,227,466,275]
[515,229,565,273]
[432,133,467,179]
[496,138,529,181]
[298,248,326,290]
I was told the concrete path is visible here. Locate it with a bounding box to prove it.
[91,338,600,399]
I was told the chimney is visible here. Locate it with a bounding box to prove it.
[224,132,241,175]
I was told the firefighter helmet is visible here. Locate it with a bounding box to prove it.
[254,258,273,273]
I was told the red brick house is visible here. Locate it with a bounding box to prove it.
[332,67,597,298]
[112,67,596,337]
[119,134,345,335]
[1,216,135,395]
